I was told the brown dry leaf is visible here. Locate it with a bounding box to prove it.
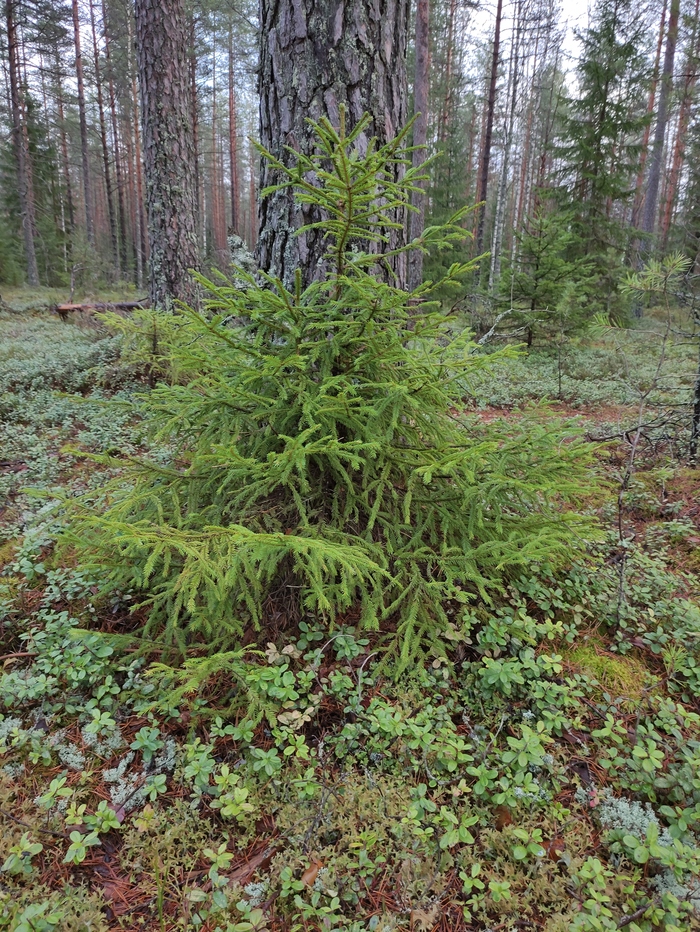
[545,836,566,861]
[301,859,323,887]
[410,903,440,931]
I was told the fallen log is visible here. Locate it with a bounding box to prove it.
[53,299,149,320]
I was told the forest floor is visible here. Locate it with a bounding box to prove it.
[1,295,700,932]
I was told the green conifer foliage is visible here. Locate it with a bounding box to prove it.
[71,115,596,665]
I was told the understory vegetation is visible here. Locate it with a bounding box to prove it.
[2,124,700,932]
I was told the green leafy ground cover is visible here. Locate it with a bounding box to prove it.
[1,300,699,932]
[1,124,700,931]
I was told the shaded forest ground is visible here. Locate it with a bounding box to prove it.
[1,294,700,932]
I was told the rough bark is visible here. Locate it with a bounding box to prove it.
[135,0,200,307]
[72,0,95,247]
[6,0,38,285]
[257,0,410,289]
[407,0,430,291]
[474,0,503,263]
[641,0,680,239]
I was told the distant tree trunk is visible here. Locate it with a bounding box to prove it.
[661,0,699,248]
[210,49,227,265]
[248,136,257,249]
[6,0,39,285]
[190,18,204,254]
[55,53,75,236]
[437,0,456,144]
[474,0,503,266]
[642,0,680,240]
[489,0,522,295]
[632,0,667,230]
[102,0,128,275]
[72,0,95,247]
[228,25,239,234]
[135,0,199,307]
[128,15,147,286]
[257,0,410,289]
[90,0,118,274]
[407,0,430,291]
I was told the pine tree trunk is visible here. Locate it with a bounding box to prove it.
[228,25,239,234]
[190,17,204,254]
[407,0,430,291]
[489,0,522,295]
[632,0,667,230]
[135,0,199,307]
[474,0,504,268]
[55,53,75,235]
[102,0,128,275]
[72,0,95,247]
[128,15,147,286]
[257,0,410,289]
[660,0,699,248]
[642,0,680,240]
[248,135,257,249]
[6,0,39,285]
[90,0,118,274]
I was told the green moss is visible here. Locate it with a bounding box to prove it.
[565,640,652,700]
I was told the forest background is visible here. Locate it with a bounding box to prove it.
[4,0,700,318]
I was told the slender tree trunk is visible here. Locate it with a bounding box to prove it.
[102,0,128,276]
[248,135,257,249]
[72,0,95,247]
[228,25,239,234]
[135,0,199,307]
[210,49,227,265]
[90,0,118,274]
[5,0,38,285]
[190,18,203,254]
[407,0,430,291]
[55,53,75,235]
[257,0,410,289]
[124,118,142,285]
[489,0,522,295]
[661,0,700,248]
[474,0,504,270]
[438,0,456,144]
[642,0,680,240]
[632,0,668,230]
[128,15,147,283]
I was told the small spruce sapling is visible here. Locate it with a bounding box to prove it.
[67,111,596,668]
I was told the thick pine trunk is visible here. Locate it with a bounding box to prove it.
[135,0,199,307]
[72,0,95,247]
[257,0,410,289]
[6,0,39,285]
[407,0,430,291]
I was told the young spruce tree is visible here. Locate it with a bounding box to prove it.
[72,114,595,667]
